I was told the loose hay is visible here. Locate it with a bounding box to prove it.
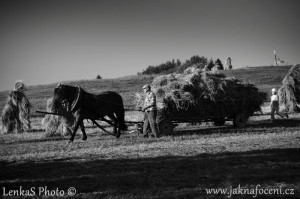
[42,98,75,137]
[1,90,31,134]
[151,71,266,119]
[278,64,300,112]
[133,93,144,110]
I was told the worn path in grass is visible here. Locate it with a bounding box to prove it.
[0,115,300,198]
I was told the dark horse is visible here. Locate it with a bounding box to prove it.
[53,84,127,142]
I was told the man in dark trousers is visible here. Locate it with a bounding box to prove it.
[141,84,159,138]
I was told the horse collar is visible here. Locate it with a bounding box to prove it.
[71,85,82,112]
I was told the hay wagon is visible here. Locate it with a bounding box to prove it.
[37,98,256,137]
[155,98,257,136]
[131,71,266,136]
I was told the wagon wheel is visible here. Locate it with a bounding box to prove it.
[156,109,165,122]
[233,113,248,128]
[157,118,173,136]
[213,118,226,126]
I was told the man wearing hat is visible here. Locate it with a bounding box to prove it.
[270,88,288,121]
[141,84,159,138]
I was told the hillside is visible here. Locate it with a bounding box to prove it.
[223,65,292,95]
[1,65,300,199]
[0,75,155,115]
[0,65,292,116]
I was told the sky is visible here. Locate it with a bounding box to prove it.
[1,0,300,91]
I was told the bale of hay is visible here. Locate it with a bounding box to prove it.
[151,71,266,119]
[42,98,75,137]
[1,90,31,134]
[278,64,300,112]
[184,66,202,75]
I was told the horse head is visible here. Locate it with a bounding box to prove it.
[53,84,75,112]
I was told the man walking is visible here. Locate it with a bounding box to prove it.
[141,84,159,138]
[270,88,288,121]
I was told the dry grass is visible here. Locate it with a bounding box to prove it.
[41,98,75,137]
[0,65,292,117]
[0,105,300,198]
[151,71,266,120]
[0,65,299,198]
[278,64,300,113]
[1,91,31,134]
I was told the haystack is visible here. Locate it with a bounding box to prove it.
[42,98,75,137]
[278,64,300,112]
[1,90,31,134]
[151,71,266,119]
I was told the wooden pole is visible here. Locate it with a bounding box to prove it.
[274,50,278,66]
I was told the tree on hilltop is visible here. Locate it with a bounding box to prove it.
[215,58,224,70]
[96,74,102,79]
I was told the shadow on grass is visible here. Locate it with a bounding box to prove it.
[173,118,300,137]
[31,128,46,133]
[1,136,70,145]
[249,118,300,128]
[1,148,299,198]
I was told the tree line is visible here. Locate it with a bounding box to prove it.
[139,55,224,75]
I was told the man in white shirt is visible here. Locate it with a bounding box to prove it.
[270,88,288,121]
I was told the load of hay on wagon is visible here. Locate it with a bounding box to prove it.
[278,64,300,113]
[151,71,266,129]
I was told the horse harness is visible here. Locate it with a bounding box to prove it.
[70,85,83,112]
[68,85,120,137]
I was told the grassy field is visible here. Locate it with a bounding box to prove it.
[0,65,292,115]
[0,111,300,198]
[1,65,300,198]
[222,65,292,98]
[0,75,155,115]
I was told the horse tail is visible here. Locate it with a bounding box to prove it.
[112,93,127,131]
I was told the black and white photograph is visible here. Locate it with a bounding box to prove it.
[0,0,300,198]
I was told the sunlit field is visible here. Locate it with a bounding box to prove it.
[1,103,300,199]
[0,66,299,198]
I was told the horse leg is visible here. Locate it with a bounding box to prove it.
[109,115,118,135]
[115,109,127,131]
[107,114,120,138]
[69,117,82,143]
[116,126,121,138]
[79,121,87,140]
[113,125,118,136]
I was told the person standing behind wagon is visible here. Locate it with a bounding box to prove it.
[141,84,159,138]
[270,88,288,121]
